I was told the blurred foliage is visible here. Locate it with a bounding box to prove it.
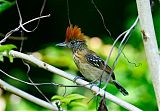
[0,0,15,14]
[0,0,159,111]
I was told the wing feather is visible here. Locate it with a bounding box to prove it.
[85,53,115,80]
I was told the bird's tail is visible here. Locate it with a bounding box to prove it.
[112,80,129,96]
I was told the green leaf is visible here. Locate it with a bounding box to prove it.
[51,94,86,110]
[0,0,16,14]
[51,95,64,101]
[69,101,87,107]
[51,94,86,103]
[0,44,17,62]
[7,51,14,62]
[65,94,86,102]
[0,44,17,52]
[0,52,4,62]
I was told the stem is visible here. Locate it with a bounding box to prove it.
[8,50,142,111]
[136,0,160,110]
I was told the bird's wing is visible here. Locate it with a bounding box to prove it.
[85,53,115,80]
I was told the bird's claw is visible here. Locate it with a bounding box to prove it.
[89,83,98,89]
[73,76,84,82]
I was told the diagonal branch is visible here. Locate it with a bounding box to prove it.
[6,50,142,111]
[0,78,58,110]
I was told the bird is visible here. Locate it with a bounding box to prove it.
[56,25,128,96]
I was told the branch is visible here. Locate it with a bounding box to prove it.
[0,78,58,111]
[136,0,160,110]
[7,50,142,111]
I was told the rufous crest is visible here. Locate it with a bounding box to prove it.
[65,25,85,42]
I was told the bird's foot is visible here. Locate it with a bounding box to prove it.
[89,83,98,89]
[73,76,84,83]
[90,80,103,88]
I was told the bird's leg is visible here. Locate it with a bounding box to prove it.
[89,83,97,89]
[89,80,102,89]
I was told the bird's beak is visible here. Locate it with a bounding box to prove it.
[56,42,67,47]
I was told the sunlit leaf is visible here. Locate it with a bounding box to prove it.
[65,94,86,102]
[51,94,86,103]
[0,0,16,14]
[51,95,64,101]
[0,52,4,62]
[0,44,17,52]
[69,101,87,107]
[51,94,87,110]
[0,44,16,62]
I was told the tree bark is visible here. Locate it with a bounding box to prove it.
[136,0,160,110]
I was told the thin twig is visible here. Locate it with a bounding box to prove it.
[102,17,139,89]
[0,33,27,41]
[91,0,111,36]
[101,30,128,89]
[0,66,88,87]
[111,17,139,72]
[91,0,139,67]
[16,0,46,32]
[66,0,71,25]
[22,59,52,104]
[0,14,50,44]
[16,0,53,104]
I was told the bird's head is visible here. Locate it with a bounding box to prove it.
[56,25,86,50]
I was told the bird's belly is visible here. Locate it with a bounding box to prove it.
[78,63,110,82]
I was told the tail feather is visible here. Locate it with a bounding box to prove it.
[113,80,129,96]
